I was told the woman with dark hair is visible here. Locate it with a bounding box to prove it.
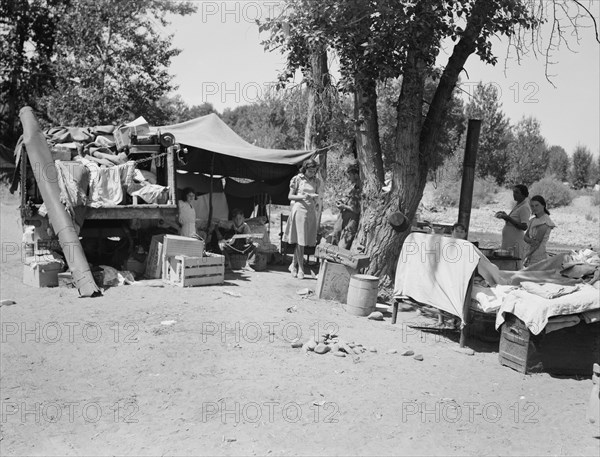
[495,184,530,264]
[330,162,361,249]
[283,158,321,279]
[523,195,556,266]
[178,187,199,239]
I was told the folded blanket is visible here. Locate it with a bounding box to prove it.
[521,281,582,299]
[545,314,581,334]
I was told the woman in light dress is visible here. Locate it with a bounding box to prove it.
[283,159,320,279]
[495,184,530,264]
[523,195,556,267]
[178,187,199,239]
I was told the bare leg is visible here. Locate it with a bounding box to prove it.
[296,244,305,278]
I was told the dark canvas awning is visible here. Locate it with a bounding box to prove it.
[154,114,315,181]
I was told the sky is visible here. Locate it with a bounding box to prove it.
[163,1,600,156]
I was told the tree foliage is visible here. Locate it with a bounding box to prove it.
[571,145,594,189]
[38,0,196,126]
[506,117,548,186]
[260,0,587,282]
[0,0,195,160]
[464,82,512,185]
[546,145,570,181]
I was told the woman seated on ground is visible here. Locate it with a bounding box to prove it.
[523,195,556,267]
[178,188,200,239]
[217,208,256,271]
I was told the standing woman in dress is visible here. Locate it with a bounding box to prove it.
[178,187,199,239]
[523,195,556,266]
[284,159,320,279]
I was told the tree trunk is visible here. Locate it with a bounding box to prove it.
[303,43,331,226]
[354,0,499,287]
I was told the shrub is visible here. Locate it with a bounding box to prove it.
[530,177,573,208]
[472,176,499,208]
[432,176,498,208]
[432,179,461,207]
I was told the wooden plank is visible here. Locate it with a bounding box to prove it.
[182,265,224,276]
[181,274,224,287]
[85,205,177,220]
[315,260,357,304]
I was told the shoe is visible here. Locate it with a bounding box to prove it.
[291,268,298,278]
[243,263,255,272]
[297,270,305,280]
[288,263,296,273]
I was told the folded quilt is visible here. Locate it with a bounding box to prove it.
[521,281,582,299]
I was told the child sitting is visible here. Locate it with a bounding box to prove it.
[217,208,257,271]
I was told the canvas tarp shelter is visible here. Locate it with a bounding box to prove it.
[153,113,314,182]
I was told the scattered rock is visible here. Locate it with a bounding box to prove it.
[307,339,317,351]
[296,288,311,296]
[291,341,303,348]
[314,343,331,354]
[0,300,16,307]
[331,343,340,353]
[353,347,362,355]
[348,342,356,348]
[401,350,414,356]
[413,354,424,361]
[368,311,384,321]
[369,347,378,353]
[333,351,346,357]
[387,349,398,354]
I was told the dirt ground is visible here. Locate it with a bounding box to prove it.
[1,189,599,456]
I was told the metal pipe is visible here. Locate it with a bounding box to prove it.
[457,119,482,235]
[19,107,101,297]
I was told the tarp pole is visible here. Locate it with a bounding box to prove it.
[207,151,215,232]
[19,107,101,297]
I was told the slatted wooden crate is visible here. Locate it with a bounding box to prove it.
[144,235,164,279]
[164,254,224,287]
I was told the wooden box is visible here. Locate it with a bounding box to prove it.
[315,260,357,304]
[23,261,63,288]
[144,235,164,279]
[499,313,600,376]
[160,235,205,280]
[164,254,224,287]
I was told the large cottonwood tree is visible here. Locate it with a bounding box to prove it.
[262,0,599,285]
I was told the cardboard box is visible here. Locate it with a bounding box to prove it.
[23,260,63,288]
[164,254,224,287]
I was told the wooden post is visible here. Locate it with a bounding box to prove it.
[457,119,481,236]
[167,146,176,205]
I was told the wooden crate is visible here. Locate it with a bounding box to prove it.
[164,254,224,287]
[499,313,600,376]
[315,260,357,304]
[499,313,543,374]
[160,235,205,280]
[144,235,164,279]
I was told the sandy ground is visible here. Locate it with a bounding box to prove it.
[1,189,600,456]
